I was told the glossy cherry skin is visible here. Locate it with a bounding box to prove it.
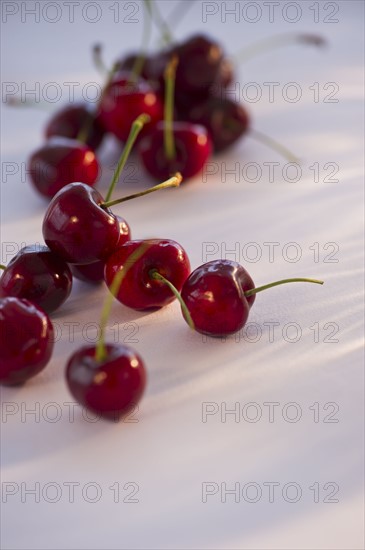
[104,239,190,310]
[0,297,54,386]
[98,71,163,142]
[138,122,212,180]
[45,103,105,150]
[70,216,131,284]
[174,35,225,95]
[183,97,250,153]
[66,343,146,421]
[181,260,256,336]
[29,137,100,198]
[42,182,120,265]
[0,245,72,313]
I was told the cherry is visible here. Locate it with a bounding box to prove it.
[181,260,255,336]
[98,71,163,142]
[104,238,190,310]
[70,216,131,284]
[29,137,100,199]
[174,34,225,96]
[0,297,54,386]
[43,173,182,266]
[0,245,72,313]
[45,103,105,150]
[183,97,250,153]
[138,57,212,180]
[139,121,212,180]
[42,182,120,265]
[66,344,146,420]
[66,260,146,421]
[181,260,323,337]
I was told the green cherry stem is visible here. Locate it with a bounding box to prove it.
[78,54,120,144]
[102,172,182,209]
[92,43,108,75]
[249,129,300,164]
[129,0,153,83]
[244,278,324,298]
[0,264,6,270]
[95,241,151,363]
[234,33,326,64]
[150,270,194,330]
[164,56,178,161]
[104,114,151,203]
[145,0,173,45]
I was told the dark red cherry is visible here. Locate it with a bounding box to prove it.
[174,34,225,95]
[115,51,172,94]
[138,121,212,180]
[0,245,72,313]
[42,182,120,265]
[104,238,190,310]
[98,71,163,142]
[29,137,100,198]
[183,97,250,153]
[65,343,146,421]
[0,297,54,386]
[70,216,131,284]
[181,260,256,336]
[45,103,105,150]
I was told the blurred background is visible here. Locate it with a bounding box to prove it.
[1,1,364,549]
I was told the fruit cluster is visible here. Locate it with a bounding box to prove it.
[2,28,325,421]
[25,29,325,198]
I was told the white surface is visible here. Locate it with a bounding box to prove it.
[0,1,364,549]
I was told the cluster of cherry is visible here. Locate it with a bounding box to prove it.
[1,31,325,421]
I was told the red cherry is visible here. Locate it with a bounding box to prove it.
[42,183,120,265]
[0,245,72,313]
[181,260,255,336]
[66,343,146,421]
[185,97,250,153]
[29,137,100,198]
[182,261,324,336]
[71,216,131,284]
[98,72,163,142]
[174,34,225,95]
[45,103,105,150]
[138,121,212,180]
[0,297,54,385]
[104,238,190,310]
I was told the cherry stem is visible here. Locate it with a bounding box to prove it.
[0,264,6,270]
[164,56,179,161]
[129,0,153,83]
[77,53,119,144]
[249,129,299,163]
[92,43,108,75]
[95,242,152,363]
[150,270,195,330]
[145,0,173,45]
[104,114,151,203]
[102,172,182,209]
[244,278,324,298]
[76,115,93,144]
[234,33,326,64]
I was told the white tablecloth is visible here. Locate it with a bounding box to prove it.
[1,1,364,548]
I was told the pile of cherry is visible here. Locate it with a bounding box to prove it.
[1,32,325,421]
